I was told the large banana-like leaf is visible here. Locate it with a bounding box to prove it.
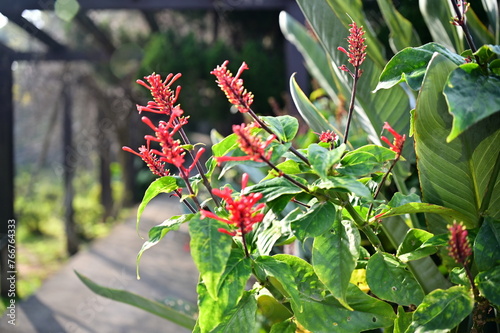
[413,53,500,234]
[481,0,499,44]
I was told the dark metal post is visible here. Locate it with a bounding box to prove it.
[0,49,14,297]
[62,78,79,255]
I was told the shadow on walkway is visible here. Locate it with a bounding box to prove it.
[0,195,198,333]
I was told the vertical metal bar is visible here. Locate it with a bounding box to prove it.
[0,50,14,297]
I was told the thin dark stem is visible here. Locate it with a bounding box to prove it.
[247,108,310,166]
[450,0,477,53]
[343,68,360,145]
[261,156,310,193]
[174,189,197,214]
[292,198,311,208]
[179,169,202,210]
[366,155,400,222]
[240,226,250,258]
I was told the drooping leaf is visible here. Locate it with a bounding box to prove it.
[245,176,306,202]
[137,176,180,231]
[197,249,251,333]
[189,214,232,300]
[260,115,299,143]
[136,214,194,278]
[210,292,257,333]
[366,252,424,306]
[397,228,437,262]
[311,176,372,199]
[76,271,196,329]
[290,201,337,242]
[312,219,360,309]
[413,53,500,233]
[474,218,500,272]
[444,63,500,141]
[375,43,464,92]
[476,265,500,307]
[409,286,474,333]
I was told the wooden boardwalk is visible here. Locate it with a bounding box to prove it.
[0,196,198,333]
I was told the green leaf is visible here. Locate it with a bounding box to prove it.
[476,265,500,307]
[211,292,257,333]
[136,214,194,278]
[137,176,180,231]
[260,115,299,143]
[413,53,500,233]
[246,177,305,202]
[387,192,421,207]
[397,228,437,262]
[312,219,360,310]
[308,143,345,179]
[347,144,397,163]
[311,176,372,199]
[75,271,196,329]
[474,218,500,272]
[394,305,413,333]
[270,318,297,333]
[211,133,238,157]
[289,74,338,134]
[257,293,293,324]
[450,267,471,288]
[366,252,424,306]
[444,63,500,141]
[197,250,251,333]
[189,214,232,300]
[290,201,337,242]
[409,286,474,333]
[375,43,464,91]
[376,0,421,52]
[338,151,379,177]
[481,0,499,44]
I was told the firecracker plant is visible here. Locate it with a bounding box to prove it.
[78,0,500,332]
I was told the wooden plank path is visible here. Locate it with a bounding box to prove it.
[0,195,198,333]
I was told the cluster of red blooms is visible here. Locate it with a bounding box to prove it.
[380,122,406,157]
[448,221,472,265]
[122,73,204,176]
[211,60,254,113]
[215,123,275,165]
[318,130,338,145]
[338,22,367,77]
[201,173,265,237]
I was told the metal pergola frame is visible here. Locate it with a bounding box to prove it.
[0,0,307,297]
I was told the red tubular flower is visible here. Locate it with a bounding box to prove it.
[448,222,472,265]
[211,60,254,113]
[317,130,338,144]
[381,122,406,156]
[136,73,182,115]
[338,21,367,77]
[215,123,275,165]
[200,173,265,237]
[122,140,169,177]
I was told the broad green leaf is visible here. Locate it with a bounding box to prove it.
[397,228,437,262]
[409,286,474,333]
[476,265,500,307]
[270,318,297,333]
[450,267,471,288]
[474,44,500,64]
[289,74,337,134]
[481,0,499,44]
[260,115,299,143]
[347,144,397,163]
[466,8,496,46]
[311,176,372,199]
[75,271,196,329]
[338,151,379,177]
[444,63,500,141]
[136,214,194,278]
[394,305,413,333]
[137,176,180,230]
[266,159,312,179]
[474,218,500,272]
[211,292,257,333]
[387,192,421,207]
[290,201,337,242]
[312,219,360,309]
[366,252,424,306]
[375,202,471,223]
[189,214,232,300]
[375,43,465,91]
[308,143,345,179]
[245,176,305,202]
[279,11,341,105]
[197,250,251,333]
[376,0,421,52]
[257,293,292,324]
[419,0,463,53]
[211,133,238,157]
[413,53,500,233]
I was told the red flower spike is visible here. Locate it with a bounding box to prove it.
[215,123,274,165]
[211,60,254,113]
[381,122,406,156]
[122,140,169,177]
[200,173,265,237]
[317,130,338,144]
[136,73,182,115]
[448,222,472,265]
[338,22,367,77]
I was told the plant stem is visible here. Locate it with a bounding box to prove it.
[450,0,477,53]
[174,189,197,214]
[343,68,360,145]
[247,108,310,166]
[179,169,202,210]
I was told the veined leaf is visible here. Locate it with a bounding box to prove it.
[210,292,257,333]
[377,0,421,52]
[476,265,500,307]
[260,115,299,143]
[474,217,500,272]
[397,228,437,263]
[308,143,345,179]
[375,202,471,223]
[290,201,337,242]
